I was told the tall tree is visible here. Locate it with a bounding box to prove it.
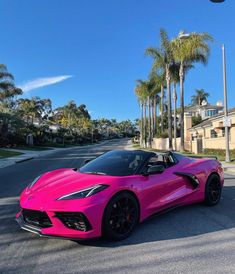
[0,64,23,144]
[146,29,174,149]
[135,80,148,147]
[172,32,212,151]
[191,89,210,106]
[0,64,22,110]
[170,62,180,150]
[148,73,161,137]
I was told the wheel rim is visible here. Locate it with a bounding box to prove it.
[209,180,221,203]
[108,197,137,236]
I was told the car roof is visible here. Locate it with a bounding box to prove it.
[112,149,165,157]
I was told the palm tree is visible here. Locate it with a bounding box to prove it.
[0,64,23,145]
[146,80,154,147]
[172,32,213,151]
[191,89,210,106]
[0,64,22,110]
[170,62,180,150]
[146,29,174,149]
[135,80,148,147]
[148,72,161,136]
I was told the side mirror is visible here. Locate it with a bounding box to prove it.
[144,165,165,175]
[84,159,93,165]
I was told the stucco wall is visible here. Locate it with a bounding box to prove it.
[203,136,235,150]
[152,137,181,151]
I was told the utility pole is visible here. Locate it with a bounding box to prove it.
[222,44,230,162]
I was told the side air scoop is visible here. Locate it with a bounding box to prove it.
[174,172,200,189]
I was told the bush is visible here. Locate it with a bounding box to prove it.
[203,148,235,160]
[192,115,202,127]
[156,132,169,138]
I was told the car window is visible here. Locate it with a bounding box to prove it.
[144,153,177,171]
[164,154,177,167]
[147,155,167,168]
[79,150,148,176]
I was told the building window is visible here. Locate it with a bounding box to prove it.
[210,129,218,138]
[206,109,218,117]
[222,128,225,137]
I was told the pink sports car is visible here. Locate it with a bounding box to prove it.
[16,150,224,241]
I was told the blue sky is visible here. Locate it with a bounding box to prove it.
[0,0,234,121]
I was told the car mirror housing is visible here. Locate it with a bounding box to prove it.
[144,165,165,176]
[84,159,93,165]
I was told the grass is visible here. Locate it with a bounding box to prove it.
[0,149,24,159]
[8,140,101,151]
[10,146,52,151]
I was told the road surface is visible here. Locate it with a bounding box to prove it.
[0,139,235,273]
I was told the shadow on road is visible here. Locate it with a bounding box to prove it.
[1,185,234,249]
[76,185,235,248]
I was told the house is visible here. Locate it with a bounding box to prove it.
[152,108,235,153]
[188,109,235,153]
[185,100,224,120]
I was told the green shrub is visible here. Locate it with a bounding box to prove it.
[156,132,169,138]
[192,115,202,127]
[203,148,235,160]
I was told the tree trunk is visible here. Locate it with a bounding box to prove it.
[166,66,173,150]
[179,62,185,151]
[143,101,147,147]
[148,96,152,148]
[173,82,177,151]
[140,103,144,147]
[153,96,157,136]
[155,102,158,135]
[161,85,164,134]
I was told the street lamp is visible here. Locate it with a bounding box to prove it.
[221,44,230,162]
[178,32,230,162]
[178,32,190,40]
[210,0,230,163]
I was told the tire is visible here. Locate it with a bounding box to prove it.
[204,174,222,206]
[102,192,139,241]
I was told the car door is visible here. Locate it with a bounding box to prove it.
[140,155,195,218]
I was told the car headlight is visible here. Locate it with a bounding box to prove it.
[28,175,41,189]
[57,184,109,200]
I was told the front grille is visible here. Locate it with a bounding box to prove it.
[22,209,52,228]
[54,212,92,232]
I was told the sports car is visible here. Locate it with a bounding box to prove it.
[16,150,224,241]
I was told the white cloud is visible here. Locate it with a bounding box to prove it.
[19,75,73,93]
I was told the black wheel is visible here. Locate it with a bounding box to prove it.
[204,174,222,206]
[102,192,139,241]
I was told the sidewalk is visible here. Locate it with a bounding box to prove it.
[221,161,235,175]
[0,141,108,169]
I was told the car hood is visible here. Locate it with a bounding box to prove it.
[21,168,117,207]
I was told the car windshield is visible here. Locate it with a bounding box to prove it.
[79,150,149,176]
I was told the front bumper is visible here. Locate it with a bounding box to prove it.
[15,214,94,241]
[15,204,104,240]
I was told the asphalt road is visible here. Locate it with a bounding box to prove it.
[0,139,235,274]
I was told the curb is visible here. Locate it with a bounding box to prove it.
[15,157,35,164]
[223,166,235,171]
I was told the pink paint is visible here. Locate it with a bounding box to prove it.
[16,156,224,239]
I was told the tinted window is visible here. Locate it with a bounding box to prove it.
[79,150,148,176]
[143,153,176,170]
[172,152,185,161]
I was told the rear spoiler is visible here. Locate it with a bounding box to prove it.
[188,155,218,160]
